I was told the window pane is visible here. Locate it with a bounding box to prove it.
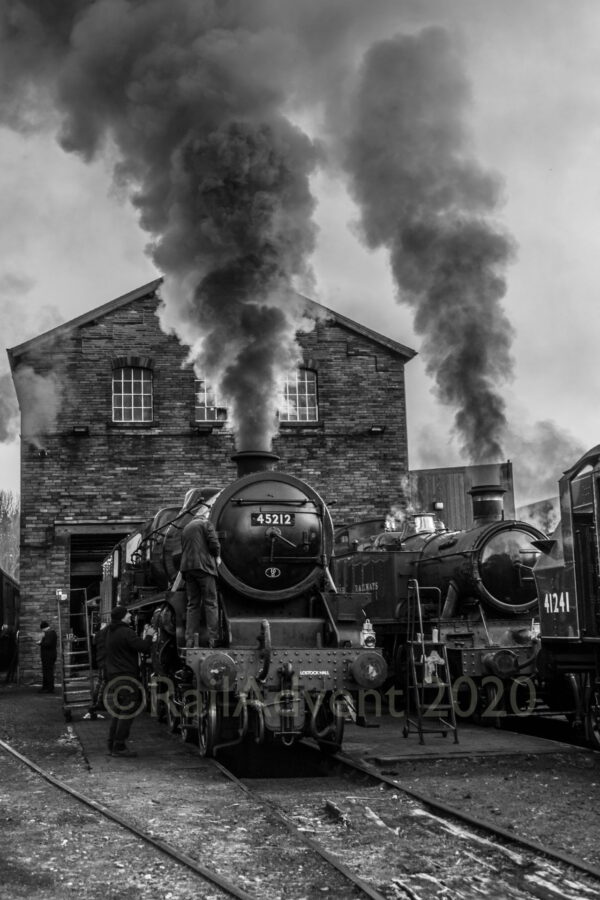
[195,378,227,423]
[280,369,318,422]
[112,366,153,423]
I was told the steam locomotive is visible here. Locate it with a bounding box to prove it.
[532,444,600,747]
[99,451,387,756]
[333,485,545,718]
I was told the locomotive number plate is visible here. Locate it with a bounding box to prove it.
[251,512,296,526]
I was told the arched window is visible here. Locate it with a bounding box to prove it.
[280,368,318,422]
[112,358,153,423]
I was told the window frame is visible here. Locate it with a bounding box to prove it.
[111,358,154,424]
[279,367,319,424]
[194,378,228,424]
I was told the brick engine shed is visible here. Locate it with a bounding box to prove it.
[7,279,416,683]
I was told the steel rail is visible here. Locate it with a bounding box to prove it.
[333,749,600,883]
[212,758,389,900]
[0,737,255,900]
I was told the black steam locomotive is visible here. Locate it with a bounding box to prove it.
[334,485,545,718]
[100,451,387,756]
[532,444,600,747]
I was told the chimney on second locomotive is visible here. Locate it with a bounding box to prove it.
[469,484,506,525]
[231,450,280,478]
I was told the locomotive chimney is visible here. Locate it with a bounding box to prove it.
[469,485,506,525]
[231,450,280,478]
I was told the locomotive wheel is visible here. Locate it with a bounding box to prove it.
[478,681,504,729]
[196,690,220,758]
[179,706,199,744]
[314,693,345,755]
[166,694,181,734]
[585,689,600,750]
[179,678,200,744]
[148,678,168,724]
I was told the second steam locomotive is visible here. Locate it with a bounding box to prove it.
[100,450,387,756]
[334,485,545,718]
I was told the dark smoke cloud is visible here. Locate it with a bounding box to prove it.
[337,27,516,462]
[4,0,406,449]
[0,4,540,463]
[0,0,325,448]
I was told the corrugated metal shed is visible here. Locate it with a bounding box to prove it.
[409,461,515,531]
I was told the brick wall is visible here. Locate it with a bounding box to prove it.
[12,287,412,681]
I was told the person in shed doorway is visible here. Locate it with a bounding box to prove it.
[180,511,221,648]
[37,621,58,693]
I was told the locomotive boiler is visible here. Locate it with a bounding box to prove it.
[334,485,545,717]
[532,444,600,747]
[100,450,387,756]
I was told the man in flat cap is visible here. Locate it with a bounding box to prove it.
[37,621,57,694]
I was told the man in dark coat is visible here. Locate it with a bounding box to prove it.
[180,512,221,648]
[90,622,109,712]
[37,621,58,693]
[104,607,155,757]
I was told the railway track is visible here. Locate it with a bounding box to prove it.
[2,727,600,900]
[221,743,600,899]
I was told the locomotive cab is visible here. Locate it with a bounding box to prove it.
[532,446,600,746]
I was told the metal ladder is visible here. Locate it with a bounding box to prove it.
[403,578,458,744]
[56,590,95,722]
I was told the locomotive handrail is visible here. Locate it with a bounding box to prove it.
[230,498,311,506]
[256,619,271,684]
[257,555,322,564]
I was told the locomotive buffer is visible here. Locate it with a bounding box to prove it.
[403,578,459,744]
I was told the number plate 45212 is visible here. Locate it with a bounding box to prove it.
[251,512,295,526]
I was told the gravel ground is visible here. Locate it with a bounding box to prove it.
[2,682,600,899]
[0,685,229,900]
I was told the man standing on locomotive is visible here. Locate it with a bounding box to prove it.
[180,511,221,648]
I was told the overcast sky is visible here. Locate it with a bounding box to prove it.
[1,1,599,507]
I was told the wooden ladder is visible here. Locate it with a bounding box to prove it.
[57,591,95,723]
[403,578,458,744]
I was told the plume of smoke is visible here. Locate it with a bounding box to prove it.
[12,364,61,447]
[0,373,20,443]
[507,420,586,507]
[1,0,341,450]
[155,116,319,448]
[336,27,515,462]
[517,498,559,537]
[0,270,63,443]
